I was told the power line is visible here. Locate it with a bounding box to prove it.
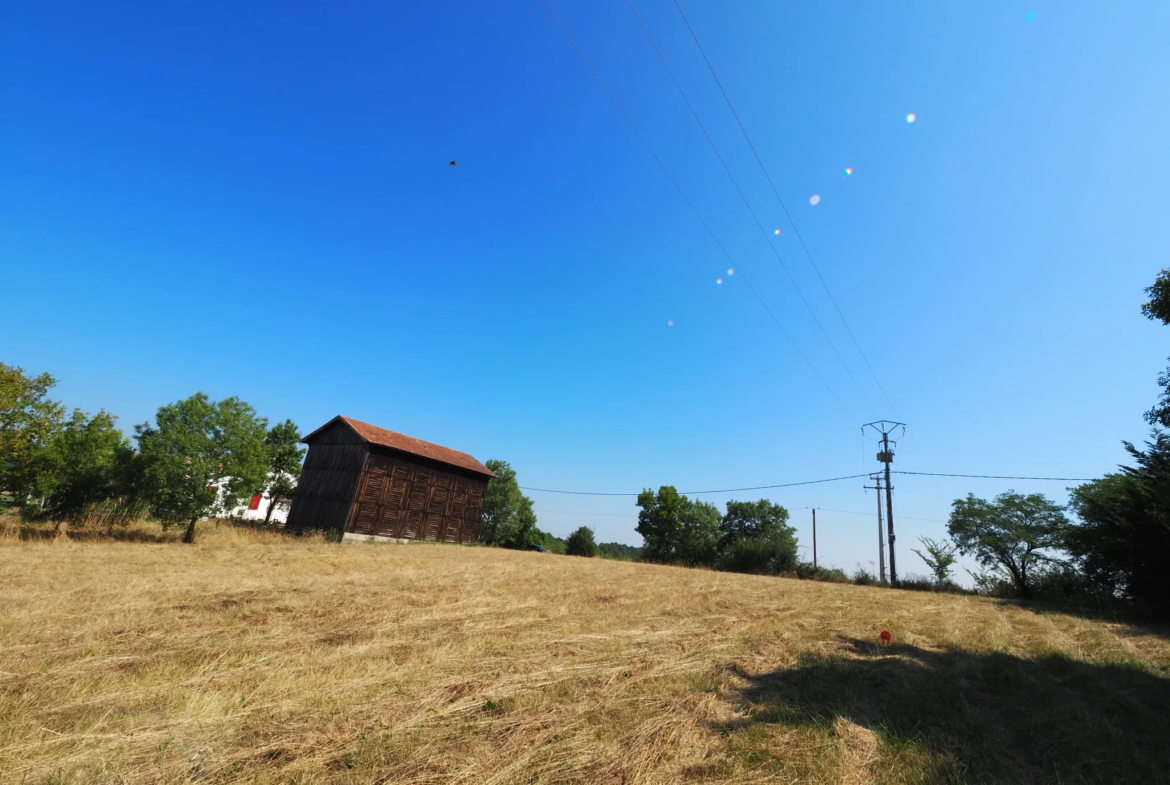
[814,507,946,524]
[520,468,1095,498]
[535,510,637,517]
[672,0,899,417]
[627,0,879,417]
[894,471,1095,481]
[537,0,859,425]
[520,473,871,497]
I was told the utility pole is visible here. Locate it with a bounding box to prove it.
[865,474,886,582]
[864,421,906,585]
[812,508,817,568]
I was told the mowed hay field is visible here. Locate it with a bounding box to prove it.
[3,525,1170,784]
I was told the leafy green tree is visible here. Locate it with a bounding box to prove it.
[636,486,720,567]
[260,419,305,526]
[1141,270,1170,426]
[0,362,64,502]
[1067,435,1170,616]
[479,459,522,545]
[718,499,791,544]
[948,492,1069,599]
[37,409,138,528]
[478,459,542,549]
[912,536,959,587]
[715,499,798,575]
[566,525,599,557]
[136,393,269,544]
[498,495,540,549]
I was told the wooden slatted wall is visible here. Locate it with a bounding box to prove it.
[285,423,369,533]
[348,453,486,543]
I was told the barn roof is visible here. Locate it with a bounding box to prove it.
[304,416,496,479]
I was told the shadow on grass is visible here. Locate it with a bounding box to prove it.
[994,597,1170,641]
[720,637,1170,784]
[11,525,177,543]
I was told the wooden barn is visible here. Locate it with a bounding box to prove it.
[285,416,495,543]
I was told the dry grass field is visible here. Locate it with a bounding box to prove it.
[2,521,1169,784]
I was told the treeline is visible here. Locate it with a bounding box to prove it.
[0,371,303,543]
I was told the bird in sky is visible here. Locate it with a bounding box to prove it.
[449,161,456,167]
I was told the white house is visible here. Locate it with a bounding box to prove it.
[207,473,295,524]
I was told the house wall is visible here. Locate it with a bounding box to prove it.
[285,423,369,533]
[348,451,487,543]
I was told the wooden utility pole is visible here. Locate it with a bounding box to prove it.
[812,508,817,568]
[865,421,905,586]
[866,474,886,582]
[882,434,897,585]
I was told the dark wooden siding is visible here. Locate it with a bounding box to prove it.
[285,422,369,533]
[348,453,487,543]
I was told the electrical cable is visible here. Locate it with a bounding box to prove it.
[672,0,899,417]
[537,0,859,424]
[813,507,946,523]
[627,0,879,417]
[520,469,1094,497]
[893,471,1095,481]
[521,473,871,497]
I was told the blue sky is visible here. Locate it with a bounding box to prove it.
[3,1,1168,576]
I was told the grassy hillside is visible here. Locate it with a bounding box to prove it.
[2,523,1168,784]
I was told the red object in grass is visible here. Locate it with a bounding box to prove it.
[880,630,892,645]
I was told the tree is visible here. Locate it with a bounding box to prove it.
[479,459,522,545]
[718,499,791,545]
[260,419,305,526]
[37,409,138,528]
[566,526,599,557]
[1141,270,1170,426]
[1067,435,1170,616]
[0,362,64,501]
[912,536,958,587]
[635,486,720,567]
[136,393,269,544]
[716,499,798,575]
[498,495,540,550]
[947,492,1069,599]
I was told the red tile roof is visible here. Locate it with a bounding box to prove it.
[306,416,496,478]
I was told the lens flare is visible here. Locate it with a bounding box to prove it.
[844,167,853,176]
[809,194,821,206]
[773,228,781,235]
[667,320,674,326]
[716,278,723,284]
[727,268,735,275]
[906,113,917,123]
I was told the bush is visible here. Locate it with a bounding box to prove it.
[792,562,848,583]
[598,542,642,561]
[896,573,938,592]
[565,526,599,557]
[850,565,887,587]
[718,535,798,575]
[540,531,567,555]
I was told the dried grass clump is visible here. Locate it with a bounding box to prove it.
[1,522,1168,783]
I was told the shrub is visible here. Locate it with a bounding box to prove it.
[850,565,887,587]
[598,542,642,561]
[792,562,848,583]
[718,535,797,575]
[565,526,599,557]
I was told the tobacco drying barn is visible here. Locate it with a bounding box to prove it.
[285,416,495,543]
